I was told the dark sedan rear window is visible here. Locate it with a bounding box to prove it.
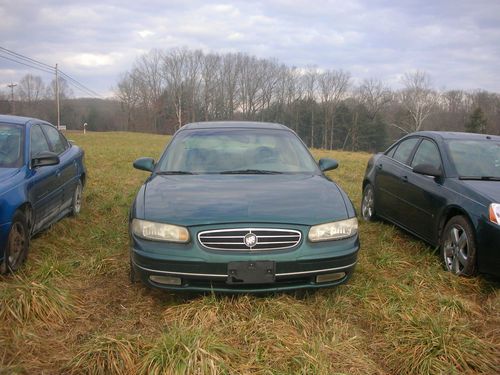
[0,123,24,168]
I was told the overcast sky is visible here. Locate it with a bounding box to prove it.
[1,0,499,97]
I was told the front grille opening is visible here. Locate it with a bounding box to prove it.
[198,228,302,251]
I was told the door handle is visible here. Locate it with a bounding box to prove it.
[56,170,61,177]
[376,163,383,170]
[401,175,408,183]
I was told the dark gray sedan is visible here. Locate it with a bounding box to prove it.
[361,131,500,277]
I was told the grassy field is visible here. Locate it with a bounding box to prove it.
[1,131,499,374]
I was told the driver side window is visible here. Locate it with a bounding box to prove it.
[30,125,51,158]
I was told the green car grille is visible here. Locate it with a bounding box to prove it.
[198,228,302,251]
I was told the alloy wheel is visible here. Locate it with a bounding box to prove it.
[443,224,469,275]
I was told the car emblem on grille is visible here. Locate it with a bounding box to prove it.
[243,233,258,248]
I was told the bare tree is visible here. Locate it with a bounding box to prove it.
[358,78,392,120]
[317,70,350,149]
[17,74,45,103]
[116,72,141,130]
[399,71,438,132]
[46,76,73,100]
[302,67,319,147]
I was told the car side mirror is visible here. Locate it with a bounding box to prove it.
[413,164,442,178]
[133,157,155,172]
[319,158,339,172]
[31,151,60,168]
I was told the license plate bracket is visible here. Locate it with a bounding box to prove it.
[227,261,275,284]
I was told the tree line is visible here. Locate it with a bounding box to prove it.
[115,48,500,151]
[2,47,499,152]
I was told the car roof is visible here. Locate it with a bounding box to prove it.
[180,121,290,131]
[0,114,55,127]
[0,114,38,126]
[413,131,500,141]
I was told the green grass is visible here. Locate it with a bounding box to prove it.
[0,131,498,374]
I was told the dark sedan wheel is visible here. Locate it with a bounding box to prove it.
[361,184,377,221]
[1,211,29,274]
[70,180,83,216]
[441,216,477,276]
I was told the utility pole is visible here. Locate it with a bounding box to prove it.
[7,82,17,114]
[55,63,60,129]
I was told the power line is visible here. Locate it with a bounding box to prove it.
[0,46,102,98]
[0,46,55,70]
[0,53,55,75]
[59,70,102,98]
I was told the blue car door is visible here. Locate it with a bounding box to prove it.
[41,124,76,212]
[28,124,61,232]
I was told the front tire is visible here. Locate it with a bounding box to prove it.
[1,211,30,274]
[440,216,477,276]
[70,180,83,216]
[361,184,377,221]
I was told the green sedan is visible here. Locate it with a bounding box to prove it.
[129,121,359,292]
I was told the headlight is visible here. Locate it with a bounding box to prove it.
[489,203,500,225]
[308,217,358,242]
[131,219,190,243]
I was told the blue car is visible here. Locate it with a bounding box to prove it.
[0,115,86,273]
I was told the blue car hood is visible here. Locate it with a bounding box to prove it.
[142,174,349,226]
[461,180,500,202]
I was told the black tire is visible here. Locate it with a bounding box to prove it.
[70,180,83,216]
[361,184,377,221]
[440,215,477,276]
[1,211,30,274]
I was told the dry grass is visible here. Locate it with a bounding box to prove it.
[0,130,498,374]
[66,334,142,374]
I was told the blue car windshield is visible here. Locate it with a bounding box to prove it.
[157,128,319,174]
[0,123,24,168]
[447,139,500,178]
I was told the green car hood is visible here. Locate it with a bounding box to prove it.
[140,174,350,226]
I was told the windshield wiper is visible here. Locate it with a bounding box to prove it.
[219,169,283,174]
[156,170,197,175]
[459,176,500,181]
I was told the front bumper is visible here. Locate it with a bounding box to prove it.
[477,220,500,276]
[130,223,359,293]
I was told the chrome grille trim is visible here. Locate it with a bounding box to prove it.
[198,228,302,251]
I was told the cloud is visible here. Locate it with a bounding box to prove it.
[1,0,500,96]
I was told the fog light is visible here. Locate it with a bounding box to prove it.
[316,272,346,283]
[150,275,182,285]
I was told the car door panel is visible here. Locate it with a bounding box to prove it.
[29,124,61,232]
[41,124,74,218]
[399,138,446,242]
[374,137,420,223]
[399,173,446,242]
[29,164,61,232]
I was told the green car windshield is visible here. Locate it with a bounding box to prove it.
[0,123,23,168]
[447,139,500,179]
[157,129,319,174]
